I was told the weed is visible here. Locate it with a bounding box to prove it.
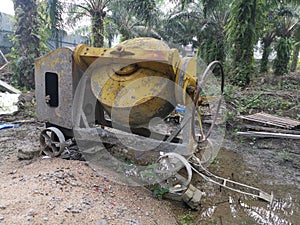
[210,158,219,165]
[152,185,169,200]
[140,164,157,184]
[223,80,299,122]
[278,149,291,162]
[178,212,195,225]
[125,158,133,165]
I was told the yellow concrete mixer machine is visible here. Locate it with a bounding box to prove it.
[35,37,273,203]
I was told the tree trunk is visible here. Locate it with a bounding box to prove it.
[120,27,134,42]
[273,37,292,76]
[229,0,257,88]
[290,44,299,72]
[54,29,59,48]
[260,38,272,73]
[13,0,40,89]
[91,11,105,47]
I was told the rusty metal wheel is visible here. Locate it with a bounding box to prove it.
[40,127,66,157]
[155,153,192,194]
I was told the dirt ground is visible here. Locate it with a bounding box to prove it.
[1,121,299,225]
[0,71,299,225]
[0,125,179,225]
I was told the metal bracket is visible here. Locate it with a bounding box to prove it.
[190,156,274,203]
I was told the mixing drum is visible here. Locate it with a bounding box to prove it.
[74,37,196,128]
[90,38,176,127]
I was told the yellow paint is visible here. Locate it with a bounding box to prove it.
[174,57,198,105]
[72,37,198,127]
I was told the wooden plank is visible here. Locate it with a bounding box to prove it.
[238,117,288,128]
[237,131,300,140]
[242,124,300,135]
[0,80,21,94]
[0,50,8,64]
[258,112,298,125]
[238,112,300,129]
[257,112,300,126]
[241,114,293,128]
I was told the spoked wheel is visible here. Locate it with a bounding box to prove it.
[155,153,192,193]
[40,127,66,157]
[192,61,225,143]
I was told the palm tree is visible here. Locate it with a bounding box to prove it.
[11,0,42,89]
[47,0,65,48]
[259,0,300,74]
[260,32,276,73]
[161,0,232,69]
[272,2,299,75]
[161,1,202,47]
[197,0,231,64]
[66,0,162,47]
[46,0,194,48]
[106,0,160,42]
[226,0,265,87]
[291,24,300,71]
[67,0,108,47]
[259,1,278,73]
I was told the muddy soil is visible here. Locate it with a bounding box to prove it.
[170,139,300,225]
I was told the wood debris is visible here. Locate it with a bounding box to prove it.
[238,112,300,129]
[237,112,300,139]
[0,80,21,94]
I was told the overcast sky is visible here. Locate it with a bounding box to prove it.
[0,0,14,15]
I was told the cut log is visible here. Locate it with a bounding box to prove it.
[237,131,300,140]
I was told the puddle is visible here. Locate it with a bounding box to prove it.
[239,196,294,225]
[170,144,300,224]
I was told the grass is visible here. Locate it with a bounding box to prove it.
[223,72,300,122]
[178,212,196,225]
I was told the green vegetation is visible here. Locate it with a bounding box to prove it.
[2,0,300,97]
[272,0,299,75]
[9,0,48,89]
[226,0,261,87]
[224,73,300,121]
[152,185,169,200]
[290,24,300,72]
[178,212,195,225]
[47,0,65,49]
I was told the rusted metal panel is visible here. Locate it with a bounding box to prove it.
[35,47,83,129]
[73,127,191,156]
